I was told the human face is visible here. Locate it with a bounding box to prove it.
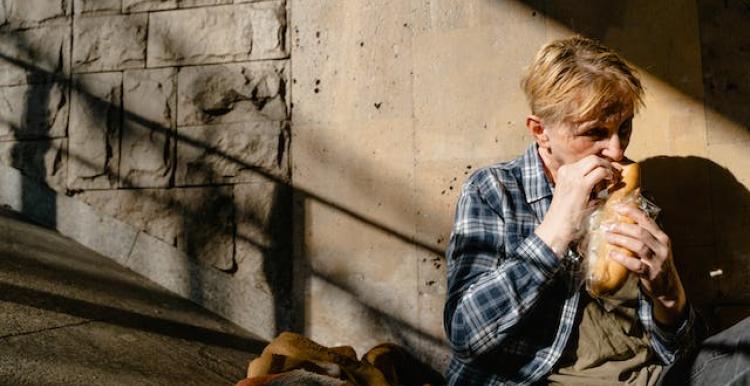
[542,105,634,171]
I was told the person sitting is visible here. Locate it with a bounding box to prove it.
[443,35,749,386]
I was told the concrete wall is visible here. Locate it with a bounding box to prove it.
[1,0,748,374]
[291,0,750,370]
[0,0,293,340]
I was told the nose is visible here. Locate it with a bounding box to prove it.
[601,134,624,161]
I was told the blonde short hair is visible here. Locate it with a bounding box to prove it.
[521,36,644,125]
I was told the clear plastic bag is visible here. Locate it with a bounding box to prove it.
[576,188,661,298]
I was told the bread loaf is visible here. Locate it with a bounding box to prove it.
[586,162,640,297]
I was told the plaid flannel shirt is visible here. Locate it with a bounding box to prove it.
[443,143,696,386]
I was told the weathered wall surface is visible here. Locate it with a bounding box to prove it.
[291,0,750,370]
[2,0,748,374]
[0,0,292,340]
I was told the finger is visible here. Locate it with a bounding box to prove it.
[605,231,653,261]
[583,166,615,189]
[609,250,649,275]
[613,205,669,244]
[607,222,662,256]
[579,155,615,175]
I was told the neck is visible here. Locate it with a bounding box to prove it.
[537,146,559,186]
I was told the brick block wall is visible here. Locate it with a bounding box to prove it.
[0,0,292,339]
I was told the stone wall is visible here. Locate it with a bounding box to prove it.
[0,0,292,339]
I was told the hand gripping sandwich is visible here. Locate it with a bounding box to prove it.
[583,161,640,298]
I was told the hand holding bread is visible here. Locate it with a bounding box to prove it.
[588,162,688,325]
[584,162,639,297]
[534,154,620,258]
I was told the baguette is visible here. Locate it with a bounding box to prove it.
[586,162,640,297]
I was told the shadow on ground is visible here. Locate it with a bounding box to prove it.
[0,208,263,385]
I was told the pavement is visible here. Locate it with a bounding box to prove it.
[0,208,264,385]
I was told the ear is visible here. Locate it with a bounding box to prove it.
[526,115,550,148]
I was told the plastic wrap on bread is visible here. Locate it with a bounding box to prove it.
[577,162,660,298]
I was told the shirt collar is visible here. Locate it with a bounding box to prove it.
[521,142,554,203]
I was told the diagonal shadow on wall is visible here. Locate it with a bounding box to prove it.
[3,1,747,374]
[0,48,443,358]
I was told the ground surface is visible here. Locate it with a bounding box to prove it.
[0,209,263,385]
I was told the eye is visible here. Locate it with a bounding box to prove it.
[618,120,633,139]
[583,128,608,139]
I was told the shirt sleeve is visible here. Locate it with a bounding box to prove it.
[443,171,562,360]
[637,291,698,364]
